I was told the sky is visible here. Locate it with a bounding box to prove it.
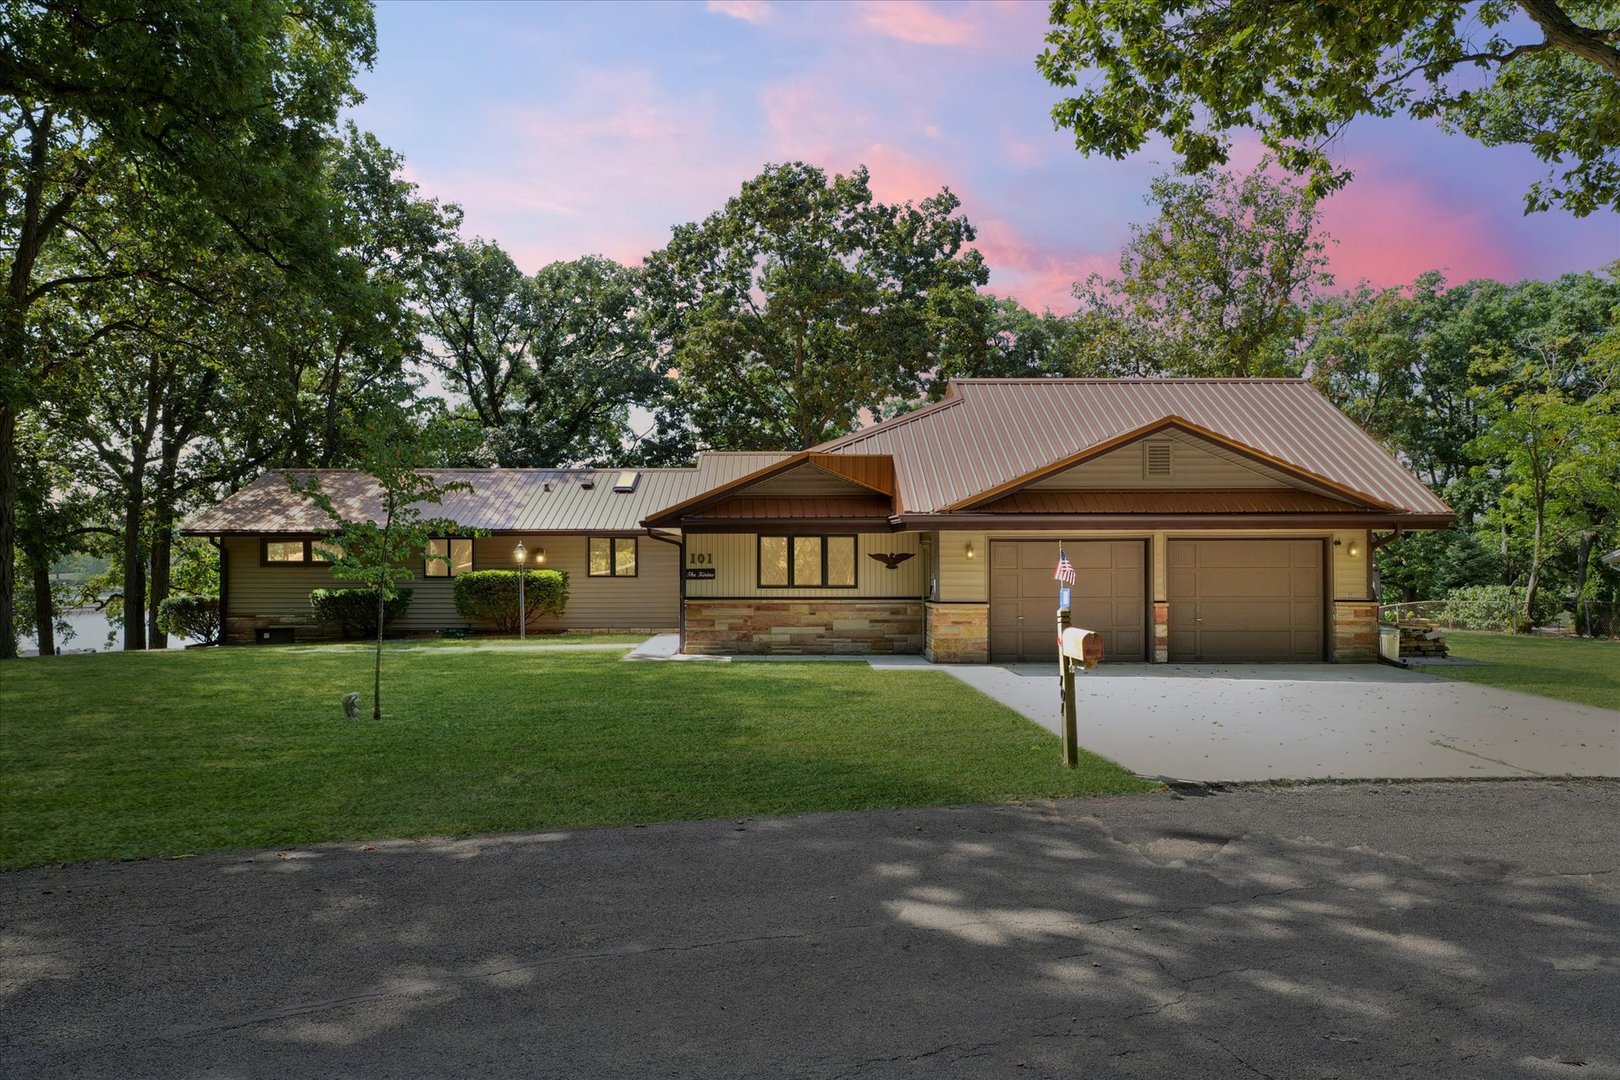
[350,0,1618,315]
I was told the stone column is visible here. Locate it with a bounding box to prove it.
[1331,601,1379,662]
[1152,601,1169,663]
[925,602,989,663]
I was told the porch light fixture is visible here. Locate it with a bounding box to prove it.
[964,541,976,560]
[514,541,528,640]
[535,546,546,564]
[1335,537,1362,558]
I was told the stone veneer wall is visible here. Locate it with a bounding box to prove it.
[1152,602,1169,663]
[924,602,989,664]
[683,600,924,655]
[1331,601,1379,662]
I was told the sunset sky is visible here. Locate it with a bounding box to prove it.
[351,0,1617,314]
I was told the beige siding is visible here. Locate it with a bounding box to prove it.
[1028,431,1291,490]
[745,468,877,497]
[936,530,988,601]
[683,532,924,598]
[224,533,679,633]
[935,527,1371,605]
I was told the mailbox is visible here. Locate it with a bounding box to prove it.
[1059,627,1102,670]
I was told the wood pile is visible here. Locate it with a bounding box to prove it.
[1397,619,1448,659]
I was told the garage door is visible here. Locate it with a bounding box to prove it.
[1167,540,1323,661]
[990,540,1146,662]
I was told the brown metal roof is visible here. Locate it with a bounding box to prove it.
[813,379,1452,519]
[181,452,792,536]
[641,453,897,527]
[982,490,1376,515]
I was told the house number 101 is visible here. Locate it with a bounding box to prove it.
[688,553,713,565]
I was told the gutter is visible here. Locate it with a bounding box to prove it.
[895,513,1456,531]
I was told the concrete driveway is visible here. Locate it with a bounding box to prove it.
[2,782,1615,1079]
[940,663,1620,782]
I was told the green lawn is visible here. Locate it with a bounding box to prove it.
[1435,630,1620,710]
[0,645,1151,869]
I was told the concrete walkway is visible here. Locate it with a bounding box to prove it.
[940,663,1620,782]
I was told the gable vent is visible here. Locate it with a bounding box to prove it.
[1144,442,1173,479]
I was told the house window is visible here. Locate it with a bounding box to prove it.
[260,538,333,566]
[759,535,857,588]
[425,537,474,578]
[589,536,637,577]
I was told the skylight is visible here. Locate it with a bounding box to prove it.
[612,470,640,493]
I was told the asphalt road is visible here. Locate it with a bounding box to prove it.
[3,781,1617,1079]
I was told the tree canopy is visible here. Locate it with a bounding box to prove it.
[1037,0,1620,215]
[643,162,989,451]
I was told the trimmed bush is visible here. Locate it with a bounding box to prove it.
[453,569,569,633]
[310,588,414,639]
[156,594,220,644]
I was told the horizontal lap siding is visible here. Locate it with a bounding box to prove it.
[683,532,924,599]
[1027,432,1291,490]
[224,534,679,632]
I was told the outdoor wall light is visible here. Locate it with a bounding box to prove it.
[964,541,976,560]
[1335,537,1361,558]
[1348,539,1360,558]
[535,547,546,564]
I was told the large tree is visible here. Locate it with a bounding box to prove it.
[0,0,377,658]
[1068,166,1332,377]
[644,162,989,450]
[422,244,661,466]
[1038,0,1620,215]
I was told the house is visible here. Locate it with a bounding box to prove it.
[645,379,1451,663]
[184,378,1452,661]
[180,453,786,645]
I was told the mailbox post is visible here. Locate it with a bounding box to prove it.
[1056,611,1103,769]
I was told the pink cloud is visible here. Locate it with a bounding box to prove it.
[857,0,976,46]
[1318,168,1514,287]
[706,0,770,22]
[972,217,1114,314]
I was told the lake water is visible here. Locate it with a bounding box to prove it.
[20,608,185,655]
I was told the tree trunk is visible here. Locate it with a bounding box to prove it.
[0,407,15,659]
[122,463,147,651]
[373,588,384,720]
[30,553,53,657]
[1573,530,1594,637]
[1522,502,1544,633]
[148,528,171,649]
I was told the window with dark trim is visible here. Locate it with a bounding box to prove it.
[588,536,637,577]
[758,535,857,588]
[425,537,474,578]
[260,538,333,567]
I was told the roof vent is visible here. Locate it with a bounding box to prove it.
[1144,442,1173,479]
[579,477,595,490]
[612,470,640,493]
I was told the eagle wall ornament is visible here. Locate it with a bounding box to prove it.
[867,552,916,570]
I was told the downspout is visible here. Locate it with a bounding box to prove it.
[644,528,685,646]
[209,536,228,646]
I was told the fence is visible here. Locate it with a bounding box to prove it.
[1379,600,1619,638]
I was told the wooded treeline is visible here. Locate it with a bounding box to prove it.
[4,1,1616,657]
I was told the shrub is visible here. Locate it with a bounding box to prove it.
[1439,584,1555,633]
[309,588,414,639]
[156,594,220,644]
[453,569,569,633]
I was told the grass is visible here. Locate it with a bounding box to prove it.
[1434,630,1620,710]
[0,645,1151,869]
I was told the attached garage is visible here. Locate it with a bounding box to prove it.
[990,540,1146,662]
[1167,539,1324,661]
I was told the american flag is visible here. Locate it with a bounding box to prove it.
[1054,547,1077,586]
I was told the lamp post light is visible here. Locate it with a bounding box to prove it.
[514,541,527,640]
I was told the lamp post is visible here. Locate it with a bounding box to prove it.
[514,541,527,640]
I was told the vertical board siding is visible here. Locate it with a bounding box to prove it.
[936,530,988,601]
[683,532,924,599]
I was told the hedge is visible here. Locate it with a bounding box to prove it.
[156,594,220,644]
[309,588,414,639]
[453,569,569,633]
[1440,584,1552,632]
